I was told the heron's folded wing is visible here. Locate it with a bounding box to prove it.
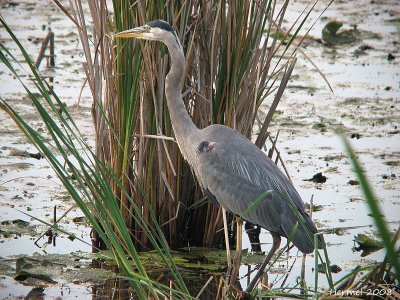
[196,126,305,210]
[195,132,299,233]
[195,125,320,252]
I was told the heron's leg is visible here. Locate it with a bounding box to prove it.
[245,233,281,293]
[222,208,232,270]
[229,218,243,285]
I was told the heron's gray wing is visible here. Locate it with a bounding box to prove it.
[195,125,319,253]
[197,125,305,207]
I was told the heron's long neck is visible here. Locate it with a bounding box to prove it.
[165,43,200,163]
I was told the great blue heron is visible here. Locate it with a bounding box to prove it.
[115,20,322,292]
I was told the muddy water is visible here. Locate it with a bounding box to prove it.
[1,0,399,298]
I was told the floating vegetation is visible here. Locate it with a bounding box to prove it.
[348,180,360,186]
[317,263,342,274]
[354,233,385,250]
[0,219,36,237]
[322,21,358,45]
[1,254,116,285]
[312,122,327,132]
[304,172,327,183]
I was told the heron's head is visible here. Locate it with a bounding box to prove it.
[115,20,180,48]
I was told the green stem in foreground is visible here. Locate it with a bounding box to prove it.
[342,137,399,277]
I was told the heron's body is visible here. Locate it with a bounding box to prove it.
[168,117,319,253]
[116,20,321,278]
[195,124,318,253]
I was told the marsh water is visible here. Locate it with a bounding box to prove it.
[0,0,399,299]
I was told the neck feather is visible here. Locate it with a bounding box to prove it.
[164,41,200,163]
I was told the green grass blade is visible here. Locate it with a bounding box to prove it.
[343,137,400,277]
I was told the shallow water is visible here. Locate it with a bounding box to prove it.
[1,0,399,298]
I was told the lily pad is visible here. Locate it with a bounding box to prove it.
[322,21,358,45]
[354,234,384,249]
[353,234,385,257]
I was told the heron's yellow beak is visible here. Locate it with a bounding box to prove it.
[115,26,149,39]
